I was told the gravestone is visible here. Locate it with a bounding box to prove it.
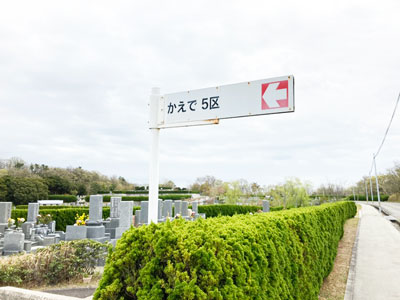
[140,201,148,225]
[162,200,173,219]
[65,225,87,241]
[174,200,182,216]
[3,232,25,255]
[88,195,103,223]
[0,202,12,223]
[115,201,134,239]
[181,201,189,217]
[158,200,163,220]
[27,203,40,223]
[48,221,56,233]
[110,197,121,218]
[22,222,34,239]
[134,210,141,227]
[262,200,270,212]
[192,201,199,214]
[119,201,133,228]
[86,195,108,242]
[0,202,12,233]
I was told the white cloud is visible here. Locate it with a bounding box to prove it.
[0,0,399,189]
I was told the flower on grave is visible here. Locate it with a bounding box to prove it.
[37,214,53,225]
[16,217,25,227]
[75,213,87,226]
[174,213,181,219]
[7,218,15,228]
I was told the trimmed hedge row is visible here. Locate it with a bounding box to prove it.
[84,194,191,202]
[94,201,356,300]
[11,207,141,231]
[347,194,389,201]
[48,195,77,203]
[197,205,262,217]
[15,205,75,209]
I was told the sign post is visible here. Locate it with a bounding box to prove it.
[148,75,295,223]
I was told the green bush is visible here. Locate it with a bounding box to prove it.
[94,201,356,300]
[197,205,262,217]
[48,194,77,203]
[15,205,74,209]
[347,194,389,201]
[0,240,109,287]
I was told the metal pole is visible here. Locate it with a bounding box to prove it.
[373,155,381,213]
[364,180,369,202]
[148,87,161,224]
[369,175,374,202]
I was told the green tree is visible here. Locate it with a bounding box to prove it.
[6,176,48,205]
[268,178,311,208]
[0,179,7,201]
[223,181,242,204]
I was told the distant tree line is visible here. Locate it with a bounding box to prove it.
[0,157,135,205]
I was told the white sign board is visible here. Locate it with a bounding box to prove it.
[154,75,294,128]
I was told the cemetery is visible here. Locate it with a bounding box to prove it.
[0,188,358,299]
[0,194,232,256]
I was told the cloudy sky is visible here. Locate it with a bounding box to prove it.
[0,0,399,189]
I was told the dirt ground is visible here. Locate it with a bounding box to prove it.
[319,206,360,300]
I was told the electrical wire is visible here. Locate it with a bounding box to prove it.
[374,92,400,159]
[367,92,400,177]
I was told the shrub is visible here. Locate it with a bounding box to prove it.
[347,194,389,201]
[94,201,356,300]
[48,194,77,203]
[197,204,262,217]
[15,205,73,209]
[0,240,110,287]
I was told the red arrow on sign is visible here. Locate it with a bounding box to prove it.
[261,80,288,110]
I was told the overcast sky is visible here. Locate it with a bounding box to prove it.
[0,0,399,189]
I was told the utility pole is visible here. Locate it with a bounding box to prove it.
[369,176,374,202]
[373,155,381,213]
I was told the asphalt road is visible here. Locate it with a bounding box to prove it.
[376,202,400,220]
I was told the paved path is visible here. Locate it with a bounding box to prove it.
[346,204,400,300]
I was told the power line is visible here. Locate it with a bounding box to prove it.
[366,92,400,212]
[374,92,400,159]
[368,92,400,176]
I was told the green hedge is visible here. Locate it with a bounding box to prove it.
[15,205,75,209]
[197,205,262,217]
[85,194,191,202]
[98,190,194,195]
[347,194,389,201]
[48,195,77,203]
[94,201,356,300]
[11,207,141,231]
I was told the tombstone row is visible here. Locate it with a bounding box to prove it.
[134,199,205,226]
